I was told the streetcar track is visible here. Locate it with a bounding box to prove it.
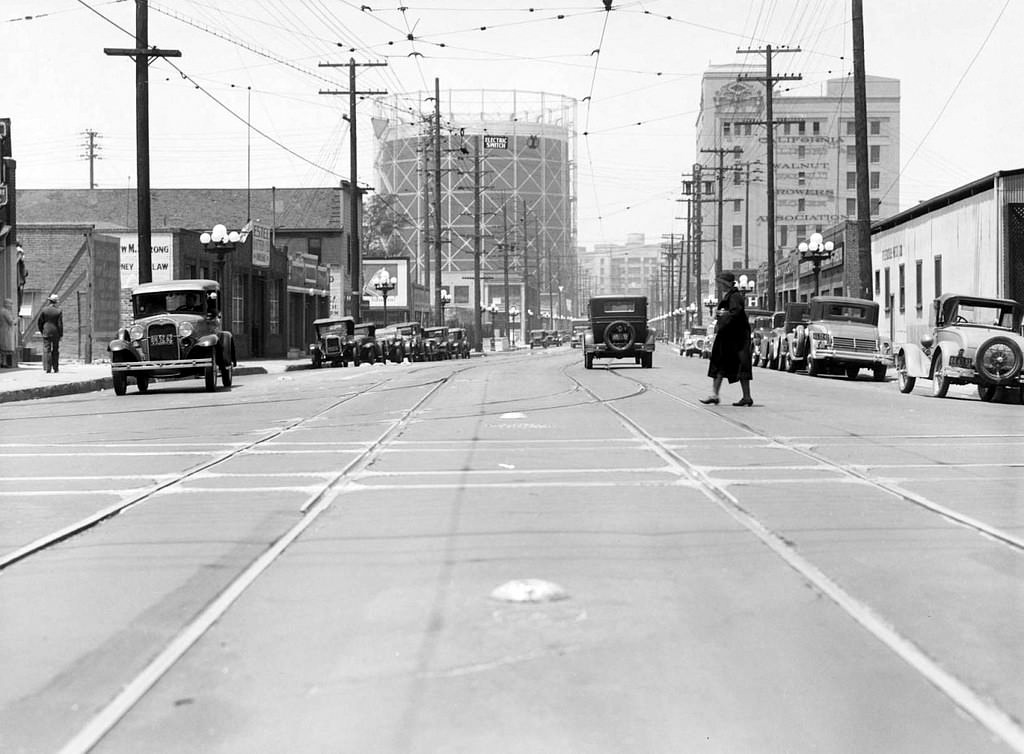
[0,375,423,571]
[50,364,477,754]
[575,367,1024,751]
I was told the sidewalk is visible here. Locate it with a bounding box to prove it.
[0,359,309,404]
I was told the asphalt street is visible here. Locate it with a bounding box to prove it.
[1,348,1022,753]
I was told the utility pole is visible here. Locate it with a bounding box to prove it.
[737,160,763,269]
[686,165,706,326]
[81,129,102,190]
[700,147,742,279]
[521,197,531,332]
[738,45,801,310]
[473,134,483,351]
[103,0,181,285]
[432,78,444,325]
[501,198,513,344]
[661,233,677,341]
[852,0,872,300]
[319,58,388,322]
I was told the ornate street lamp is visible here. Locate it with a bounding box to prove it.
[705,294,718,323]
[686,302,698,331]
[482,302,499,351]
[375,274,397,326]
[200,221,252,332]
[509,305,520,348]
[440,288,452,322]
[798,232,835,300]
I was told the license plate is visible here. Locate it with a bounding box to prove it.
[150,333,176,346]
[949,355,973,368]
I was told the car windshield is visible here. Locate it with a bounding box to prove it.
[397,326,417,336]
[601,302,636,314]
[134,291,205,317]
[820,304,875,324]
[752,316,773,330]
[317,322,350,337]
[950,303,1015,329]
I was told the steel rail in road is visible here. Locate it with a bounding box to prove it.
[0,375,419,571]
[570,366,1024,753]
[55,365,475,754]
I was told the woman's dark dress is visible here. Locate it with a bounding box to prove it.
[707,288,752,383]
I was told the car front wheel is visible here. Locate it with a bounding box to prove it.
[931,354,950,398]
[136,375,150,393]
[896,353,916,393]
[112,372,127,396]
[204,364,217,392]
[978,384,998,402]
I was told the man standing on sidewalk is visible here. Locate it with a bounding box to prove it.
[38,294,63,373]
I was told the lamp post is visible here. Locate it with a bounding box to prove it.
[704,294,718,325]
[737,274,756,309]
[440,288,451,323]
[374,274,397,326]
[509,306,520,348]
[686,302,698,331]
[798,231,835,301]
[482,303,498,351]
[557,285,564,327]
[200,222,252,333]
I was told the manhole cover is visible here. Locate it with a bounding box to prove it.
[490,579,568,603]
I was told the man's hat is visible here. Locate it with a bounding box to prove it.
[48,294,59,303]
[716,271,736,285]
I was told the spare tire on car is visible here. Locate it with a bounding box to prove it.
[975,336,1022,385]
[603,320,636,352]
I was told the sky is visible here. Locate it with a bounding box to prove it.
[2,0,1020,250]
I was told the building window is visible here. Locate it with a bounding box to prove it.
[783,122,791,135]
[798,145,806,159]
[733,170,742,185]
[779,225,789,248]
[884,268,891,312]
[796,225,806,241]
[870,144,881,163]
[847,198,856,216]
[870,120,881,135]
[797,121,806,135]
[723,122,731,137]
[934,256,942,297]
[732,225,743,248]
[308,237,322,260]
[870,198,881,216]
[870,172,880,189]
[233,273,245,332]
[188,264,197,279]
[798,198,806,212]
[743,123,752,136]
[798,171,806,186]
[847,172,856,190]
[874,269,881,295]
[269,280,280,335]
[453,285,470,304]
[733,199,742,212]
[915,259,923,310]
[847,145,856,162]
[847,120,856,136]
[898,263,906,312]
[813,121,821,135]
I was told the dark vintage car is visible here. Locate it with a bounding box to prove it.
[392,321,427,362]
[896,293,1024,400]
[309,316,357,368]
[353,322,383,365]
[528,329,549,349]
[582,295,656,369]
[755,311,786,368]
[777,302,812,372]
[570,318,588,348]
[448,327,471,358]
[423,326,450,360]
[746,309,774,367]
[108,279,235,395]
[376,327,406,363]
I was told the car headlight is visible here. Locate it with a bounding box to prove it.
[129,324,145,341]
[178,321,194,337]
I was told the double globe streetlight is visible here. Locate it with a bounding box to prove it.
[374,274,397,326]
[440,288,451,323]
[508,306,520,348]
[798,232,835,299]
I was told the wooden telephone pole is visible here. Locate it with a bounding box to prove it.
[103,0,180,285]
[319,59,387,321]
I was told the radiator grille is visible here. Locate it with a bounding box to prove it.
[147,323,179,360]
[832,336,877,353]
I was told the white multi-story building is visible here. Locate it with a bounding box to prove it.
[695,64,901,286]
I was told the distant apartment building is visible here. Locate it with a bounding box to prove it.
[695,64,901,294]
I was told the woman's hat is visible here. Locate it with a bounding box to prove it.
[716,271,736,285]
[48,294,59,302]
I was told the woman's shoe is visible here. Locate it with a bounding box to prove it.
[732,398,754,407]
[699,396,720,405]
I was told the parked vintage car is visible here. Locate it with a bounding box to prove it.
[448,327,471,358]
[895,293,1024,400]
[753,311,785,368]
[392,320,427,362]
[108,278,235,395]
[801,296,891,380]
[570,318,588,348]
[776,302,811,372]
[423,326,450,360]
[375,327,405,363]
[309,316,357,368]
[747,310,775,367]
[529,329,549,349]
[353,322,382,365]
[583,295,656,369]
[680,326,707,357]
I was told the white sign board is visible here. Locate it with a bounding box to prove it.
[252,223,271,267]
[119,233,173,288]
[484,135,509,150]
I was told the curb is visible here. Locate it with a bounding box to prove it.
[0,363,310,404]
